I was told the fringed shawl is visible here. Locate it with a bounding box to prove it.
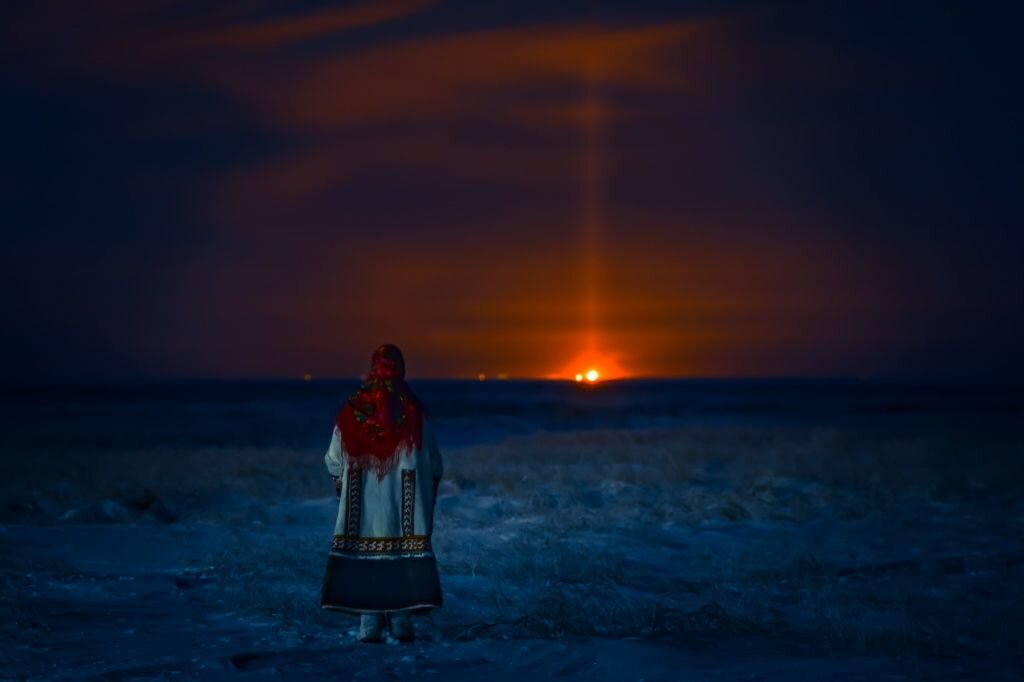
[336,344,423,479]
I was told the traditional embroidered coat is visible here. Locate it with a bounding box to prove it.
[320,417,444,613]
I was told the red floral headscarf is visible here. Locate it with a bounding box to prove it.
[336,344,423,479]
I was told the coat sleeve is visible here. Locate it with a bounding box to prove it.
[324,427,344,496]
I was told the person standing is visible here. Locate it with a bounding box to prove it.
[321,344,444,642]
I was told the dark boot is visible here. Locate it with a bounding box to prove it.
[357,613,385,642]
[388,611,414,642]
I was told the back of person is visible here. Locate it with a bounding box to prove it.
[320,344,444,642]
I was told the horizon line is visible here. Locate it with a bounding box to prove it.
[2,374,1022,388]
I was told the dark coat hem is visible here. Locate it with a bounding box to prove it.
[320,603,440,615]
[321,553,443,613]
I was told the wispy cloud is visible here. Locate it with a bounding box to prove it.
[3,0,434,74]
[179,0,434,51]
[212,21,709,130]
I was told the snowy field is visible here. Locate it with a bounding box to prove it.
[2,381,1022,680]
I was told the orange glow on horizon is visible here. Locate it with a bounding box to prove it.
[573,369,600,383]
[555,345,628,381]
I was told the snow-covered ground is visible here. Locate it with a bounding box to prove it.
[3,421,1023,679]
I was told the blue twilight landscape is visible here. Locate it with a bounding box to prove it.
[2,380,1022,679]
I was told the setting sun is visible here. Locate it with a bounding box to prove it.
[557,348,627,382]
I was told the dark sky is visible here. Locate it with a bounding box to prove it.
[2,0,1021,381]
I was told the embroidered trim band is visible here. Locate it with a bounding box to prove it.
[331,535,432,554]
[401,469,416,536]
[345,466,362,537]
